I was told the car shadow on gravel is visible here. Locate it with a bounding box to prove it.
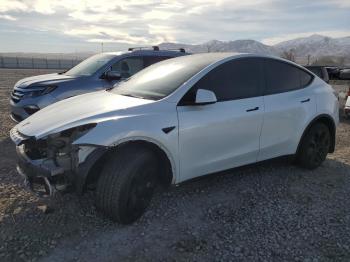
[1,155,350,261]
[0,137,18,185]
[341,117,350,125]
[339,112,349,122]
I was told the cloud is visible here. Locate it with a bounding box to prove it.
[0,14,16,21]
[0,1,27,12]
[328,0,350,8]
[0,0,349,51]
[64,25,164,44]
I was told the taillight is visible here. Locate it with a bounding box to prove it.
[348,89,350,97]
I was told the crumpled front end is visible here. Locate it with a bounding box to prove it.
[10,124,104,197]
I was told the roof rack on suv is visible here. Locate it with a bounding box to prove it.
[127,46,186,53]
[165,48,186,53]
[128,46,160,51]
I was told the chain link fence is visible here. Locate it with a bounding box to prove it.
[0,55,84,70]
[0,54,348,70]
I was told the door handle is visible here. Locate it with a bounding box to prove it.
[246,107,259,112]
[301,98,310,103]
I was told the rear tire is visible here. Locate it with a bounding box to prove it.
[95,147,158,224]
[297,122,331,169]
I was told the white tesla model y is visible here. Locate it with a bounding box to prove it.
[10,53,339,223]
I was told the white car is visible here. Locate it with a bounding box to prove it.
[345,89,350,118]
[10,53,339,224]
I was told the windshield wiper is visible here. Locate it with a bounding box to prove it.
[121,94,146,99]
[58,70,67,75]
[106,79,130,91]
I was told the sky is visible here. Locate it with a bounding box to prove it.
[0,0,349,53]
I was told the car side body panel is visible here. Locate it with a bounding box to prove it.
[258,86,317,161]
[313,79,340,125]
[73,100,180,183]
[177,96,264,182]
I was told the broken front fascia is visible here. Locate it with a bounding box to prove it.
[12,123,104,196]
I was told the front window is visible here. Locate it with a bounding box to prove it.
[65,54,115,76]
[184,58,263,103]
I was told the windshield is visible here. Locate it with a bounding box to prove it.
[65,53,115,76]
[111,54,227,100]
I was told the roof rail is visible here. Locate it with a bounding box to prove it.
[128,46,159,51]
[165,48,186,53]
[127,46,186,53]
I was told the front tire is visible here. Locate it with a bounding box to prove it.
[96,148,158,224]
[297,122,331,169]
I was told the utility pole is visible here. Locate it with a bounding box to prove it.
[101,42,104,53]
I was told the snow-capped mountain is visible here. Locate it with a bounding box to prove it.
[159,34,350,59]
[275,34,350,57]
[159,39,278,55]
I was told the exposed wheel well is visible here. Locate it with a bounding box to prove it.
[83,140,174,192]
[297,114,336,155]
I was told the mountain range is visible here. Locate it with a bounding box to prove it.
[2,34,349,66]
[159,34,350,62]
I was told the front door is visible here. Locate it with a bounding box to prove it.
[177,57,265,182]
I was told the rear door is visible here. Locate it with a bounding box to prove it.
[258,59,316,161]
[177,58,265,181]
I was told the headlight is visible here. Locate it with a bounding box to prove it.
[23,85,57,98]
[48,123,97,149]
[61,123,97,141]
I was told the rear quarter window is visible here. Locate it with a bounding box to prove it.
[264,59,313,95]
[299,70,313,87]
[306,67,322,78]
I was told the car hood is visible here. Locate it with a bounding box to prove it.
[15,73,76,89]
[16,90,154,139]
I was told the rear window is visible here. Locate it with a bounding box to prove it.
[144,56,172,67]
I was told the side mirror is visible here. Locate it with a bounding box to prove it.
[195,89,217,105]
[104,71,122,81]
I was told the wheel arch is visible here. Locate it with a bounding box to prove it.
[296,114,336,155]
[80,137,175,193]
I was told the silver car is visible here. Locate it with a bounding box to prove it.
[10,47,188,122]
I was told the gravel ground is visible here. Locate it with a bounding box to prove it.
[0,69,350,262]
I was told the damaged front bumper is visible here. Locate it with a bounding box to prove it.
[11,127,107,197]
[16,145,66,196]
